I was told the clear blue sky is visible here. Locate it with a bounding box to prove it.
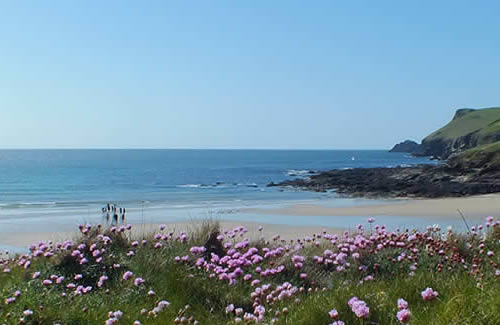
[1,1,499,149]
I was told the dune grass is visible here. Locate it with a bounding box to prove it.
[1,219,500,324]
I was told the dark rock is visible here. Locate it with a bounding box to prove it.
[267,162,500,198]
[389,140,420,153]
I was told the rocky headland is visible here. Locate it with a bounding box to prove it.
[269,107,500,198]
[413,107,500,159]
[389,140,420,153]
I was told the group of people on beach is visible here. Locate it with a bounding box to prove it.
[102,203,126,224]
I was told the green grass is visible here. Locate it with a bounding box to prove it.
[425,107,500,141]
[1,221,500,324]
[449,140,500,169]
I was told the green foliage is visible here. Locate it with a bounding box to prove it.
[1,223,500,324]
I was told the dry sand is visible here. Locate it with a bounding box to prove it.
[244,194,500,219]
[0,220,344,251]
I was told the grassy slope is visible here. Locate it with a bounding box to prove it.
[449,140,500,169]
[425,107,500,141]
[1,222,500,324]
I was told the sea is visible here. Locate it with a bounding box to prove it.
[0,149,457,251]
[0,149,433,208]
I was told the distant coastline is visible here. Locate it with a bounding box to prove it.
[270,107,500,198]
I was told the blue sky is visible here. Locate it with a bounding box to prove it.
[1,1,499,149]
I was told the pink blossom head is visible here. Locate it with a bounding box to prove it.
[122,271,133,281]
[397,309,411,323]
[421,287,438,301]
[397,298,408,310]
[328,309,339,319]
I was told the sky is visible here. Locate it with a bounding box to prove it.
[1,1,499,149]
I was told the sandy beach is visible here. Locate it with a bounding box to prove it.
[0,220,344,253]
[245,194,500,219]
[3,194,500,252]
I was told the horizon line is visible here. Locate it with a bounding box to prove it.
[0,147,393,151]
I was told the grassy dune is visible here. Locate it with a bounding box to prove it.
[1,219,500,324]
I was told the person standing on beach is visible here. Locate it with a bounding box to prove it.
[121,208,126,223]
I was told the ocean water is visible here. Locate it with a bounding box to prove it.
[0,149,433,209]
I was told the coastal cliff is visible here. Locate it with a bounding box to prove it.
[271,108,500,198]
[414,107,500,159]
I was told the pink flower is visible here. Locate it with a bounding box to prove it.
[157,300,170,310]
[42,279,53,286]
[5,297,16,304]
[397,309,411,323]
[122,271,133,281]
[397,298,408,310]
[226,304,235,314]
[330,322,345,325]
[421,287,438,301]
[134,277,145,286]
[348,297,369,319]
[328,309,339,319]
[251,279,260,287]
[23,309,34,317]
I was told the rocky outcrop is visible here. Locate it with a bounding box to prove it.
[389,140,420,153]
[268,162,500,198]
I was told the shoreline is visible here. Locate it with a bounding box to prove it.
[3,193,500,252]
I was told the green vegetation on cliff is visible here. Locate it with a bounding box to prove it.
[448,140,500,170]
[418,107,500,158]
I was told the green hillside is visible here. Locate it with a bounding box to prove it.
[426,107,500,140]
[448,140,500,170]
[417,107,500,158]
